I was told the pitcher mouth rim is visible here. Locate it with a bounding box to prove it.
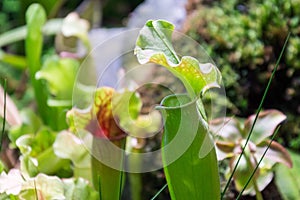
[155,93,199,110]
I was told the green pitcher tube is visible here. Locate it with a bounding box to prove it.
[157,94,220,200]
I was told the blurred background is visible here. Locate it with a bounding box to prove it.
[1,0,300,199]
[1,0,299,153]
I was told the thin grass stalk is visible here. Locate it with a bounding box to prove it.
[0,78,7,152]
[221,32,291,198]
[236,125,282,199]
[150,183,168,200]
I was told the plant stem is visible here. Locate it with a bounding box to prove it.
[92,138,126,200]
[0,19,63,48]
[243,153,263,200]
[128,147,143,200]
[253,180,263,200]
[236,125,282,199]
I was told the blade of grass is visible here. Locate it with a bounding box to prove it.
[236,125,282,199]
[150,183,168,200]
[118,139,126,200]
[221,32,291,198]
[0,78,7,152]
[34,179,39,200]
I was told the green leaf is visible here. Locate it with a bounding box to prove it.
[134,20,222,98]
[25,5,69,130]
[8,109,43,147]
[275,150,300,200]
[63,178,98,200]
[25,3,52,126]
[0,192,12,200]
[135,20,179,64]
[36,55,79,106]
[16,129,55,157]
[15,128,71,176]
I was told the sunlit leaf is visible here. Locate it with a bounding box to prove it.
[16,129,55,157]
[27,174,65,200]
[210,117,241,141]
[0,169,66,199]
[14,128,71,177]
[0,169,24,195]
[256,140,293,168]
[135,20,179,64]
[244,109,286,144]
[134,20,222,98]
[53,131,91,168]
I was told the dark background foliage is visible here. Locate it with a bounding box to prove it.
[183,0,300,152]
